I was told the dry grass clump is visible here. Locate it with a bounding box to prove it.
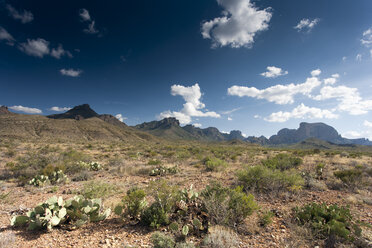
[203,225,240,248]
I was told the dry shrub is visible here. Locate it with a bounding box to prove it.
[203,225,240,248]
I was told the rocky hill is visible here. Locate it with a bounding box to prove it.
[0,105,154,143]
[134,118,245,141]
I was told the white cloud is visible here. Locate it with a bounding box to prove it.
[364,120,372,128]
[49,107,71,112]
[201,0,272,48]
[264,103,338,123]
[84,21,99,34]
[51,45,72,59]
[356,54,362,61]
[253,114,261,119]
[0,26,15,45]
[361,28,372,47]
[344,120,372,140]
[220,107,241,115]
[313,85,372,115]
[228,70,322,105]
[60,69,83,77]
[6,4,34,24]
[324,73,339,85]
[80,9,99,35]
[343,131,362,139]
[294,18,320,32]
[342,56,347,62]
[115,114,127,122]
[227,117,232,121]
[261,66,288,78]
[193,123,202,128]
[79,8,91,22]
[19,38,50,58]
[18,38,71,59]
[9,105,42,114]
[159,83,221,125]
[311,69,321,77]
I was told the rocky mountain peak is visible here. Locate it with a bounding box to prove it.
[0,106,11,115]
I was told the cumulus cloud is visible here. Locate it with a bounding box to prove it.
[79,8,91,22]
[80,9,99,35]
[313,85,372,115]
[227,70,322,105]
[361,28,372,47]
[227,117,233,121]
[364,120,372,128]
[0,26,15,45]
[60,69,83,77]
[324,73,339,85]
[51,45,72,59]
[158,83,221,125]
[18,38,72,59]
[9,105,42,114]
[193,123,202,128]
[115,114,127,122]
[261,66,288,78]
[294,18,320,32]
[49,107,71,112]
[6,4,34,24]
[264,103,338,123]
[18,38,50,58]
[311,69,321,77]
[201,0,272,48]
[343,120,372,140]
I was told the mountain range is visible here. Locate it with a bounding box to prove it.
[1,104,371,146]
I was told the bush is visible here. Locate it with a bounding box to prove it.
[148,159,162,166]
[141,180,180,228]
[258,211,274,227]
[203,225,239,248]
[294,203,362,244]
[201,182,258,227]
[261,153,302,171]
[150,232,175,248]
[315,163,325,179]
[203,157,227,172]
[115,187,147,221]
[80,181,119,199]
[334,169,362,188]
[237,165,304,193]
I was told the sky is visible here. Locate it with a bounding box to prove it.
[0,0,372,139]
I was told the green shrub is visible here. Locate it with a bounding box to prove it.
[334,169,362,188]
[294,203,362,243]
[258,211,274,227]
[28,175,50,187]
[115,187,147,221]
[201,183,258,227]
[262,153,302,171]
[150,232,175,248]
[141,180,180,228]
[237,165,304,193]
[203,157,227,172]
[148,159,162,166]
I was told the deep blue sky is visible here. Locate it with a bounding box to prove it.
[1,0,372,138]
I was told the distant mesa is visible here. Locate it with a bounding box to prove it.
[135,118,372,146]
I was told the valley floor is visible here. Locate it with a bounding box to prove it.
[0,141,371,247]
